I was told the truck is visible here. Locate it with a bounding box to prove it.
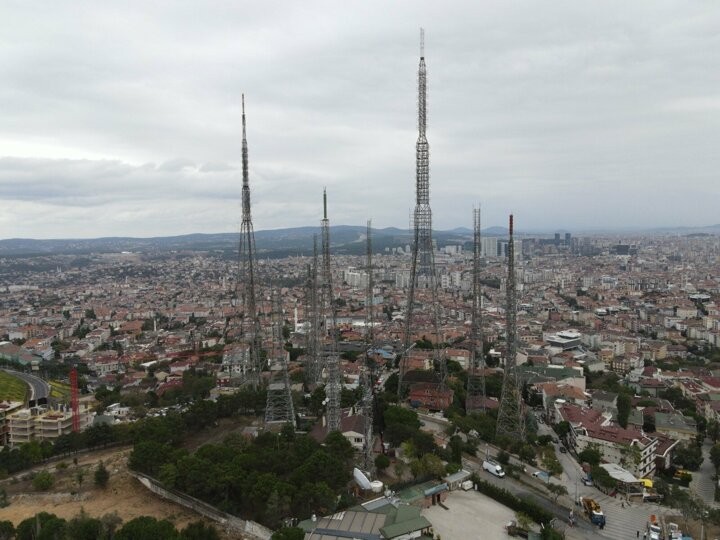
[580,497,606,526]
[482,459,506,478]
[647,514,662,540]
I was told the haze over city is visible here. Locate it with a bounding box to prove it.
[1,2,719,239]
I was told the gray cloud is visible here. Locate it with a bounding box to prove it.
[1,1,719,238]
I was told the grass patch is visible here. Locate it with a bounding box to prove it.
[49,380,71,400]
[0,371,28,402]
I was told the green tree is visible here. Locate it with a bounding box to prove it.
[272,527,305,540]
[180,521,220,540]
[543,454,563,479]
[546,483,568,503]
[76,469,86,492]
[67,510,103,540]
[129,441,174,476]
[324,431,354,462]
[384,406,421,430]
[16,512,67,540]
[590,465,616,491]
[449,435,464,464]
[707,420,720,443]
[617,393,632,428]
[0,521,14,540]
[554,421,570,439]
[578,445,602,466]
[710,443,720,474]
[375,454,390,472]
[515,512,533,531]
[94,461,110,488]
[674,441,704,471]
[32,471,54,491]
[116,516,179,540]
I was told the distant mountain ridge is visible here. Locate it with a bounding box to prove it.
[1,223,718,256]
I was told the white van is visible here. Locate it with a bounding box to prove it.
[482,459,506,478]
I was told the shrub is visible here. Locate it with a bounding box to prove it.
[32,471,54,491]
[95,461,110,488]
[471,475,553,525]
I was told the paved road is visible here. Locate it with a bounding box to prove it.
[1,368,50,401]
[461,453,605,539]
[690,441,718,507]
[536,414,673,540]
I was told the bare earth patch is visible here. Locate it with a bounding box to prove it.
[0,447,234,538]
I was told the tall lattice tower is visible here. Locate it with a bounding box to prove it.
[360,220,375,474]
[265,291,296,428]
[398,29,446,398]
[305,236,321,384]
[320,190,341,433]
[466,208,486,413]
[234,94,262,388]
[496,215,525,440]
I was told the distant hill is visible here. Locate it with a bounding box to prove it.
[0,225,479,257]
[2,223,717,257]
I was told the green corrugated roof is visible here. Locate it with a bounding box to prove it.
[380,516,431,539]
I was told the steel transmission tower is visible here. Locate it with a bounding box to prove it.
[398,29,446,398]
[234,94,262,388]
[320,190,341,433]
[466,208,486,413]
[305,236,321,384]
[496,215,525,440]
[361,220,375,474]
[265,291,296,428]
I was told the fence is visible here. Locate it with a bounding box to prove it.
[131,471,273,540]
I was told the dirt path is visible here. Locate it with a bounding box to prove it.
[0,447,236,538]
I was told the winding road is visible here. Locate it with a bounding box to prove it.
[1,368,50,402]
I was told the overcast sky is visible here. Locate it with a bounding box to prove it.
[1,1,719,239]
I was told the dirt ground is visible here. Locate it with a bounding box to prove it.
[0,447,235,538]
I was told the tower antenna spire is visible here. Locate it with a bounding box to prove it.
[496,213,525,441]
[225,93,262,389]
[398,30,450,409]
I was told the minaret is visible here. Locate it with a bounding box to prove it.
[496,214,525,440]
[235,94,262,388]
[399,29,446,398]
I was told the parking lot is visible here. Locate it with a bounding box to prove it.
[422,489,517,540]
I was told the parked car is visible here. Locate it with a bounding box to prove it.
[559,446,567,453]
[582,477,594,487]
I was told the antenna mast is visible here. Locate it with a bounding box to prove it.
[496,214,525,440]
[265,291,296,428]
[399,29,448,403]
[466,207,486,413]
[320,190,341,433]
[233,94,262,388]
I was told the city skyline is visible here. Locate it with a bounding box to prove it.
[2,2,719,239]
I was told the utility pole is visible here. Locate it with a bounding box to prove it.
[496,214,525,441]
[398,28,446,399]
